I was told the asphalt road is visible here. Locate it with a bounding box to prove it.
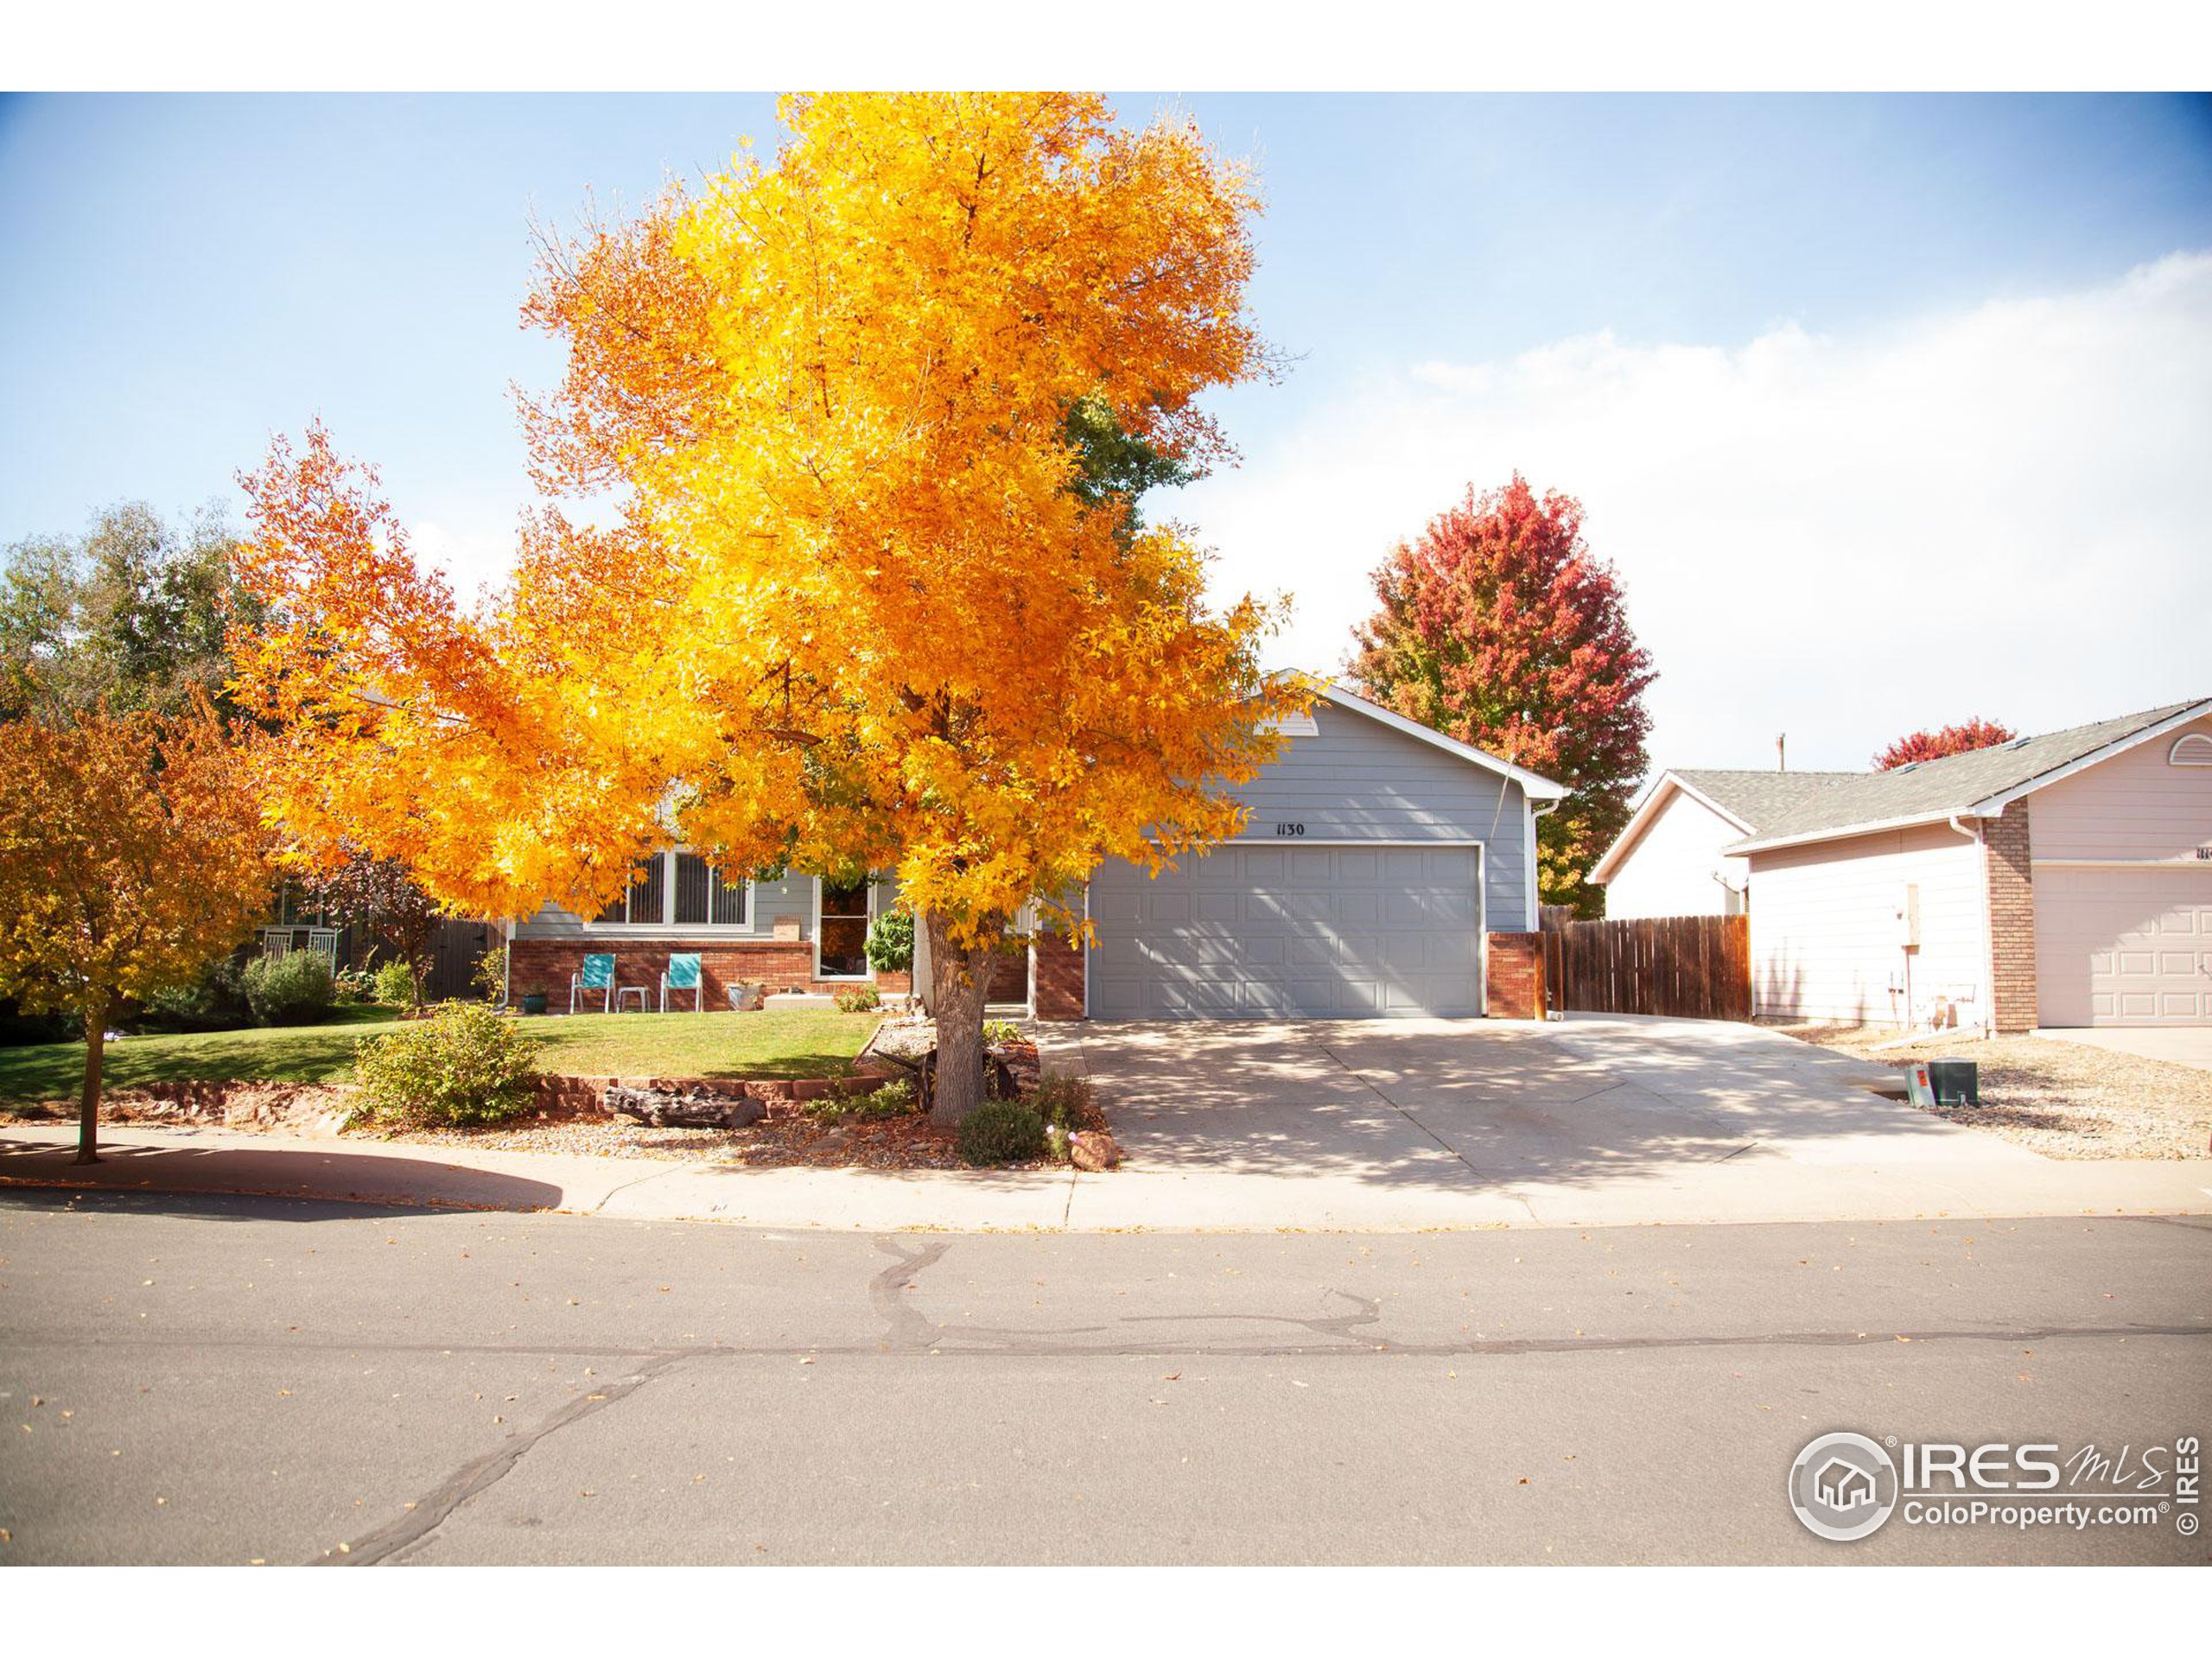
[3,1191,2208,1565]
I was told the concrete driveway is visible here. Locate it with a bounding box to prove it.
[1049,1014,2209,1230]
[2038,1027,2212,1072]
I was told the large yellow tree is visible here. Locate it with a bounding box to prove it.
[232,92,1304,1122]
[0,705,273,1162]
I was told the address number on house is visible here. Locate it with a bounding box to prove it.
[1274,823,1306,837]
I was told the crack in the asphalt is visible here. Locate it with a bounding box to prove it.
[869,1236,953,1351]
[321,1351,689,1567]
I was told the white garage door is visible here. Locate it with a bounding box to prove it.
[2035,867,2212,1026]
[1087,844,1483,1020]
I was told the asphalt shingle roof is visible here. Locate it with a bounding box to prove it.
[1700,701,2205,850]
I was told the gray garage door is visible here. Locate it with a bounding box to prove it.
[1087,844,1483,1019]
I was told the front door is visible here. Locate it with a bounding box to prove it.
[818,877,872,980]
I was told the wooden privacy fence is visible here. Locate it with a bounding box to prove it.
[1541,914,1751,1021]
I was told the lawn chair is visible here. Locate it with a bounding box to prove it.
[570,952,616,1015]
[660,952,703,1014]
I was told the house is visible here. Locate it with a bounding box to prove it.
[1592,699,2212,1031]
[505,681,1568,1020]
[1591,770,1862,918]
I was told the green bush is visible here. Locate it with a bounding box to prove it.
[834,986,881,1014]
[372,958,417,1007]
[982,1018,1024,1046]
[864,907,913,974]
[805,1076,918,1124]
[1032,1072,1096,1164]
[243,950,337,1027]
[333,967,379,1006]
[139,957,253,1032]
[353,1000,541,1127]
[955,1099,1046,1166]
[474,944,508,1004]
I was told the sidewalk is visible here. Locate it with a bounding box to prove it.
[3,1122,2206,1231]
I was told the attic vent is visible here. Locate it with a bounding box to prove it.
[2008,735,2033,749]
[2171,734,2212,767]
[1891,760,1920,773]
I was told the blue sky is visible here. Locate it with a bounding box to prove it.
[3,92,2209,767]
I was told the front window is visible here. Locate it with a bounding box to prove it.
[593,850,750,930]
[818,876,871,977]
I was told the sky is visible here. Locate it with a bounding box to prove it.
[3,92,2209,773]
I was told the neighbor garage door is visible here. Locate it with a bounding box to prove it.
[1087,844,1482,1019]
[2035,866,2212,1026]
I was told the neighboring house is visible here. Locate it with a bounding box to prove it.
[505,681,1568,1021]
[1592,770,1859,918]
[1593,699,2212,1031]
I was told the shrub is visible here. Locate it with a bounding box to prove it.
[243,950,337,1027]
[139,957,253,1032]
[863,907,913,974]
[1031,1071,1097,1164]
[332,966,380,1006]
[982,1018,1024,1046]
[805,1076,918,1124]
[371,957,418,1007]
[834,986,881,1014]
[474,944,508,1004]
[353,1000,541,1127]
[955,1099,1046,1166]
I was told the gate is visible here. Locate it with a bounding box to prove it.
[1541,914,1751,1021]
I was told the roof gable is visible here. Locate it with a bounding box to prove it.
[1311,682,1569,800]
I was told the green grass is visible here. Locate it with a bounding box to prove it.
[0,1005,879,1105]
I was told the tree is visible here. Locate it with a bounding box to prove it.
[1874,717,2016,771]
[230,92,1301,1124]
[0,705,273,1162]
[302,853,448,1007]
[1349,475,1655,918]
[1,502,264,721]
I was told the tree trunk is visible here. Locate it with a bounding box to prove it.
[924,910,1000,1127]
[75,1003,105,1166]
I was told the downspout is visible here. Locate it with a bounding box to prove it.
[1529,798,1560,929]
[1951,814,1995,1039]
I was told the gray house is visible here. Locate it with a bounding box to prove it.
[510,680,1566,1021]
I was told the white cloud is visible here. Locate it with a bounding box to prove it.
[1183,251,2212,772]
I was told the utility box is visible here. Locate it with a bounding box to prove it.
[1895,883,1921,949]
[1927,1058,1980,1108]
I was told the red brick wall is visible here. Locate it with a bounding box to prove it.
[509,938,861,1008]
[1484,931,1546,1020]
[1983,801,2037,1033]
[1033,930,1085,1022]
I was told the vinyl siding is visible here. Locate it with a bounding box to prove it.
[2027,715,2212,861]
[1205,698,1534,931]
[1600,785,1749,918]
[1748,822,1986,1025]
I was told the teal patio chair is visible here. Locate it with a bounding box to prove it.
[570,952,616,1015]
[660,952,703,1014]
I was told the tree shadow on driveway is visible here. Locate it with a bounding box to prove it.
[1067,1015,2024,1197]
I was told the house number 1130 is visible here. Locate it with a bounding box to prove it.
[1274,823,1306,837]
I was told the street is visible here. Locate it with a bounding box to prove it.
[2,1191,2207,1565]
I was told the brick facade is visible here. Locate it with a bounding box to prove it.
[1033,930,1086,1022]
[1982,800,2037,1033]
[508,938,896,1010]
[1484,931,1546,1020]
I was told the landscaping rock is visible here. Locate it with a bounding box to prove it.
[603,1084,764,1129]
[1070,1130,1122,1172]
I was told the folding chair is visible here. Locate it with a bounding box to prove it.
[570,952,616,1015]
[660,952,704,1014]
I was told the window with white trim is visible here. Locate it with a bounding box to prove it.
[593,850,751,930]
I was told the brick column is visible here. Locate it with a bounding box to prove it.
[1982,801,2037,1033]
[1484,931,1546,1020]
[1032,930,1086,1021]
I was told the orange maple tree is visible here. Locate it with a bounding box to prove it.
[232,92,1302,1122]
[0,705,273,1162]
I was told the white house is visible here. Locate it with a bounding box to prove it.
[1592,699,2212,1031]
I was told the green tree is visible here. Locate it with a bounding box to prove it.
[0,502,264,720]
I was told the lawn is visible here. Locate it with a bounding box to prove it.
[0,1007,880,1105]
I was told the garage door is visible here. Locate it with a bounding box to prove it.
[1087,844,1483,1019]
[2035,867,2212,1026]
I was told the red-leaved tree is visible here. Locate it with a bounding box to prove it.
[1873,717,2016,771]
[1350,475,1655,918]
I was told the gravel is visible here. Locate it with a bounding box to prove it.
[1771,1022,2212,1160]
